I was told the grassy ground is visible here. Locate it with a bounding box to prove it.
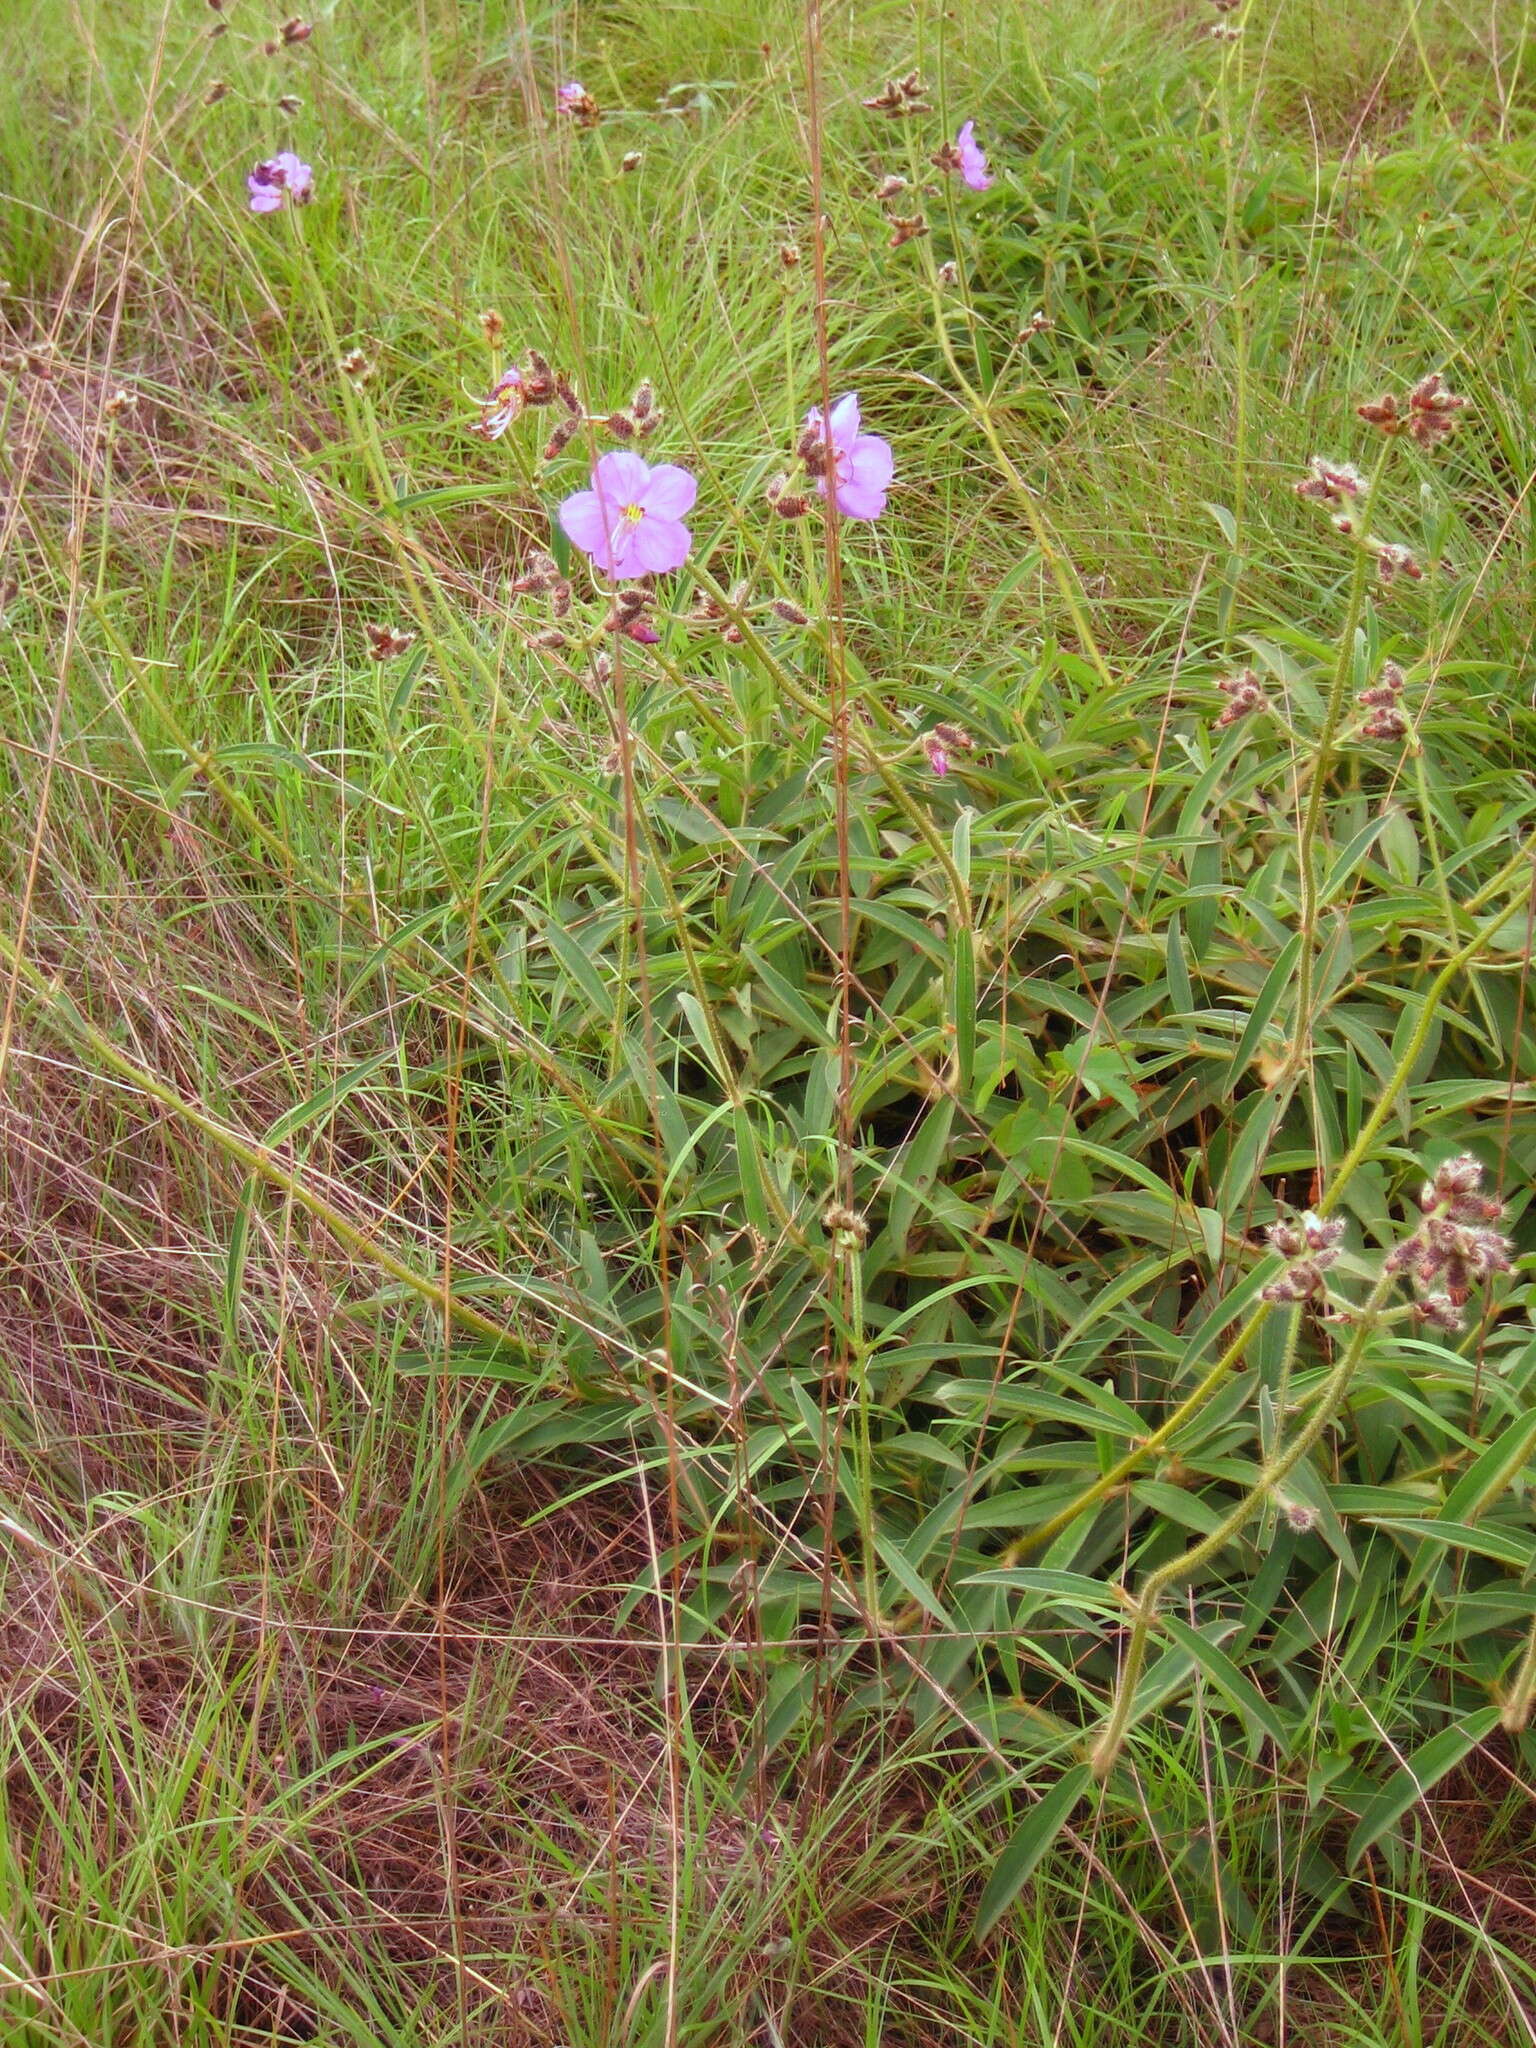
[3,0,1536,2042]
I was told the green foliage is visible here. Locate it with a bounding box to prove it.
[4,0,1536,2040]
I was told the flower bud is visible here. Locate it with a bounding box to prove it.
[543,416,582,460]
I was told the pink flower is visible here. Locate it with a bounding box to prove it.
[247,151,314,213]
[805,393,894,521]
[559,449,696,578]
[955,120,993,192]
[557,80,586,103]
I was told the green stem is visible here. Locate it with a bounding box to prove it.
[995,822,1535,1570]
[1284,445,1394,1085]
[1089,1267,1398,1779]
[1500,1614,1536,1732]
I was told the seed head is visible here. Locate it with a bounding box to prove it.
[205,79,231,104]
[280,17,313,44]
[277,93,303,114]
[770,597,809,625]
[480,308,505,346]
[103,386,137,418]
[621,150,643,173]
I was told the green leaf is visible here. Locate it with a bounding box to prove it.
[1441,1409,1536,1525]
[1365,1517,1536,1573]
[1345,1708,1501,1867]
[974,1765,1093,1940]
[1226,931,1302,1091]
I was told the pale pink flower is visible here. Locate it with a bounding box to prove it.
[955,120,993,191]
[247,151,313,213]
[559,449,696,578]
[804,393,894,521]
[557,80,587,104]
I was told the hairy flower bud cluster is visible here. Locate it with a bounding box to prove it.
[601,586,661,644]
[1356,658,1408,742]
[1374,539,1424,587]
[887,213,930,250]
[1359,372,1470,448]
[1294,455,1365,506]
[364,623,415,660]
[509,547,574,631]
[922,722,974,777]
[1261,1211,1346,1304]
[1212,666,1266,729]
[604,379,663,444]
[823,1202,870,1252]
[556,81,601,128]
[1383,1154,1514,1333]
[862,70,932,116]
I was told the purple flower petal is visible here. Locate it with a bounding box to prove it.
[559,488,618,573]
[834,477,888,520]
[955,120,993,192]
[605,522,647,578]
[590,448,652,508]
[825,392,861,449]
[639,463,697,520]
[848,434,894,490]
[248,184,284,213]
[627,513,692,575]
